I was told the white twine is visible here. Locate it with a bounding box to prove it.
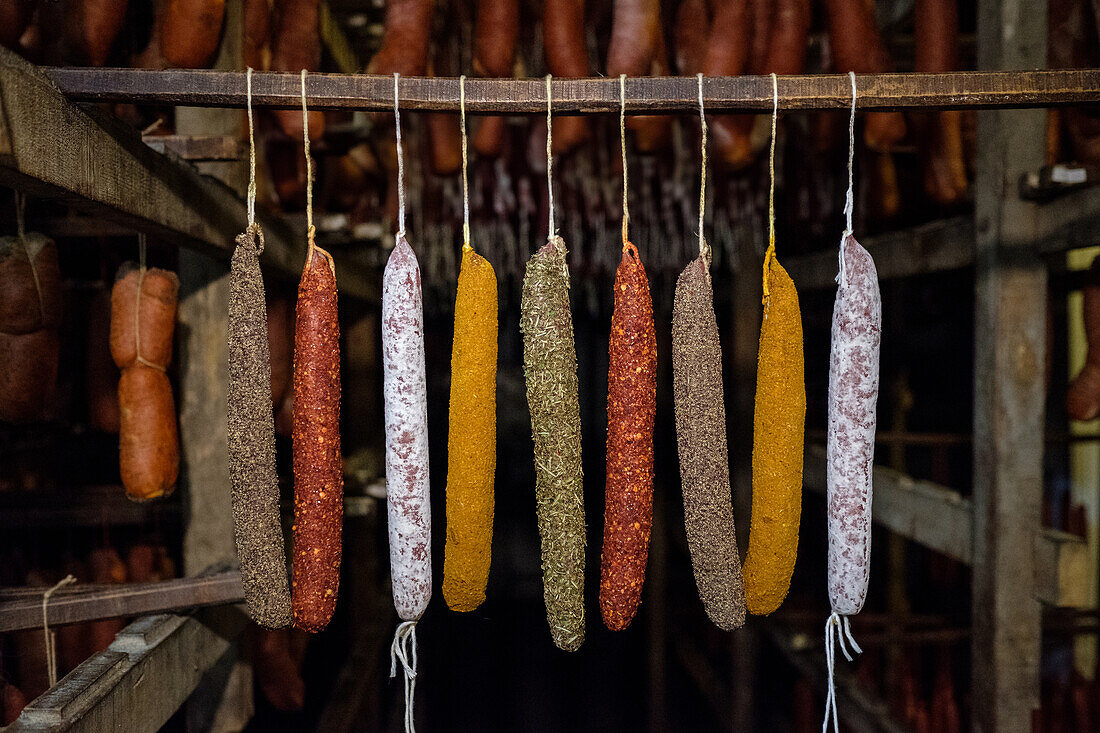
[837,71,856,288]
[822,612,863,733]
[390,620,419,733]
[460,76,471,251]
[546,74,555,239]
[619,74,629,247]
[42,575,76,688]
[696,73,708,262]
[395,73,406,238]
[762,72,779,301]
[246,67,256,228]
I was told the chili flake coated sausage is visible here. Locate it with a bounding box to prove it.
[744,258,805,616]
[383,234,432,622]
[229,226,292,629]
[599,243,656,632]
[826,235,881,616]
[672,255,746,631]
[291,246,343,633]
[521,236,586,651]
[443,248,498,613]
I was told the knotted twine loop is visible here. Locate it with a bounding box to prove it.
[619,74,629,250]
[837,71,857,289]
[13,190,46,324]
[133,234,164,372]
[696,73,710,267]
[395,73,407,240]
[390,620,419,733]
[546,74,555,240]
[460,75,471,252]
[822,612,863,733]
[42,575,76,688]
[762,73,779,302]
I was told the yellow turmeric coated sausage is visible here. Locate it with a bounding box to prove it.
[743,257,805,615]
[443,247,499,612]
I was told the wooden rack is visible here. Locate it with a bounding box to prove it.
[43,68,1100,113]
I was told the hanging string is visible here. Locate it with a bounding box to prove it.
[301,70,316,256]
[837,71,857,288]
[619,74,629,249]
[546,74,555,239]
[42,575,76,688]
[823,612,863,733]
[395,73,407,239]
[460,76,471,252]
[246,67,257,229]
[762,73,780,301]
[696,73,709,264]
[390,620,419,733]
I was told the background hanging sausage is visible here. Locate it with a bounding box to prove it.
[383,235,432,622]
[472,0,518,158]
[744,257,805,615]
[521,236,586,651]
[65,0,130,67]
[272,0,324,141]
[607,0,671,153]
[291,245,343,633]
[443,247,498,612]
[160,0,225,69]
[765,0,811,75]
[543,0,590,155]
[827,235,881,616]
[0,231,61,423]
[600,242,656,631]
[242,0,271,71]
[1068,254,1100,420]
[367,0,433,78]
[229,225,293,629]
[702,0,754,168]
[110,262,179,501]
[914,0,968,205]
[672,255,746,631]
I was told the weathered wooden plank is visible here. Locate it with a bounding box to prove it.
[0,572,244,632]
[42,68,1100,113]
[0,47,373,301]
[803,446,1087,607]
[142,135,245,161]
[4,609,247,733]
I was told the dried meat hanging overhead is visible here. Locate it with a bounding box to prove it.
[520,76,586,651]
[671,74,746,632]
[823,73,882,733]
[743,74,806,617]
[443,77,499,613]
[599,75,657,633]
[228,68,292,630]
[383,73,430,733]
[291,70,343,634]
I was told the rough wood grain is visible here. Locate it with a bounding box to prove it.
[42,67,1100,112]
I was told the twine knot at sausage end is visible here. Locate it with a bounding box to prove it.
[390,620,418,733]
[822,612,862,733]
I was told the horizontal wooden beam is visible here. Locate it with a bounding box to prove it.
[43,68,1100,113]
[803,446,1088,607]
[0,48,374,300]
[4,609,245,732]
[0,571,243,632]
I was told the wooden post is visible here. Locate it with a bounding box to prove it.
[973,0,1048,730]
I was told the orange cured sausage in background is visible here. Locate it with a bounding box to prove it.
[599,243,656,631]
[367,0,433,78]
[161,0,225,68]
[272,0,324,141]
[607,0,671,153]
[110,263,180,501]
[765,0,811,75]
[703,0,754,168]
[544,0,590,155]
[473,0,518,158]
[243,0,272,71]
[914,0,967,205]
[291,247,343,633]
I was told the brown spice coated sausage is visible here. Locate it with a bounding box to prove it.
[822,0,907,150]
[271,0,324,141]
[110,263,179,371]
[0,234,61,335]
[366,0,433,78]
[544,0,590,155]
[118,366,180,500]
[0,330,59,422]
[291,246,343,633]
[243,0,272,71]
[161,0,226,68]
[599,243,656,631]
[914,0,967,205]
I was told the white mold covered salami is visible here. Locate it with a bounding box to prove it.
[825,234,881,617]
[382,234,431,622]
